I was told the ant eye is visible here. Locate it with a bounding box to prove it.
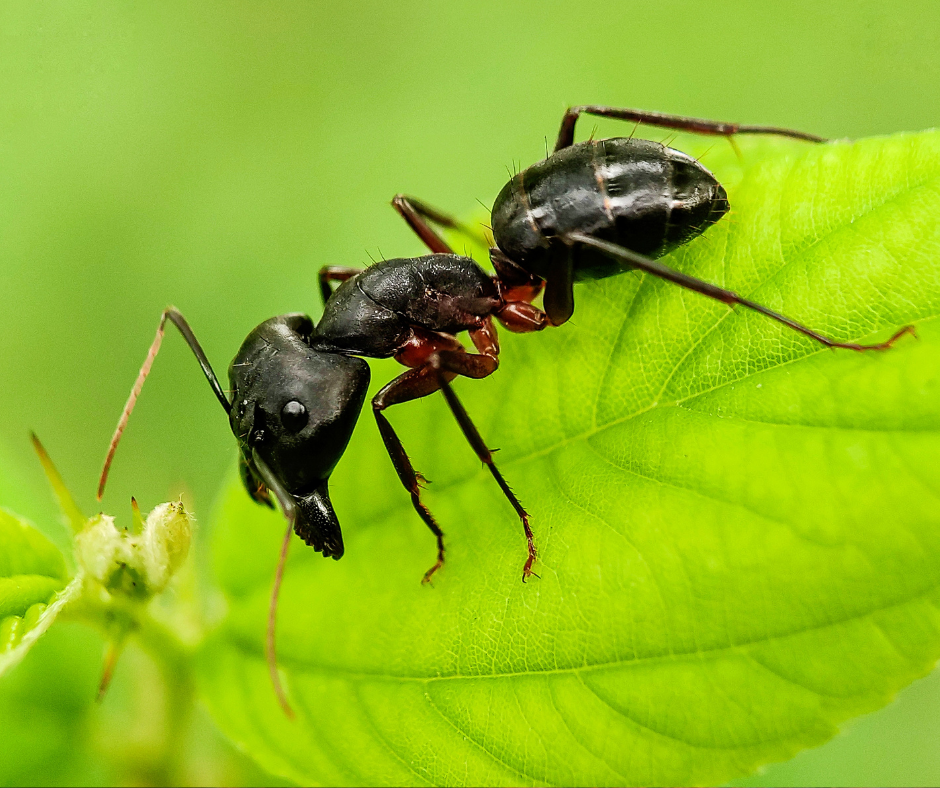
[280,400,308,433]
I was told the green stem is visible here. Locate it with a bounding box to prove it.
[135,610,195,785]
[64,587,198,785]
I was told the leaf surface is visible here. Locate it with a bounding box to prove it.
[199,131,940,786]
[0,508,71,675]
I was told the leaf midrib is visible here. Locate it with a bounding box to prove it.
[233,578,940,683]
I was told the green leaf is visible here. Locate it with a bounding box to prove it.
[0,509,66,596]
[199,130,940,786]
[0,508,73,676]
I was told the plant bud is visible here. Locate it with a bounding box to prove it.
[141,501,192,593]
[74,503,192,598]
[74,515,132,588]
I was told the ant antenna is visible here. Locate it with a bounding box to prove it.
[268,520,295,719]
[251,448,299,718]
[98,308,230,501]
[98,315,169,499]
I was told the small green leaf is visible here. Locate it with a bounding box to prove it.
[0,579,62,620]
[200,131,940,786]
[0,509,66,599]
[0,508,73,676]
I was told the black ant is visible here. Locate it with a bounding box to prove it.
[97,104,913,716]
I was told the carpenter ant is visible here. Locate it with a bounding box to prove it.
[97,104,913,716]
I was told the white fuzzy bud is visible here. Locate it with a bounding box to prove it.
[74,515,135,588]
[73,503,192,598]
[141,502,192,593]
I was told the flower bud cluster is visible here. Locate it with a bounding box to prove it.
[75,502,192,599]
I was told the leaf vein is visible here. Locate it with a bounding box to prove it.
[257,580,940,683]
[421,690,545,785]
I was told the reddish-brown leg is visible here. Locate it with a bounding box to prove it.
[393,193,493,257]
[489,247,547,312]
[482,251,551,333]
[319,266,362,305]
[377,324,538,581]
[374,329,472,581]
[469,316,499,357]
[496,302,549,333]
[429,348,539,581]
[373,365,451,583]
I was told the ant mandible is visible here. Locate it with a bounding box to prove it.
[97,104,913,716]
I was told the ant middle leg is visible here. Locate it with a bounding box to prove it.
[554,105,827,152]
[392,194,489,255]
[318,266,362,305]
[567,232,915,352]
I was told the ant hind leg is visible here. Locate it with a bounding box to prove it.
[566,232,915,352]
[554,104,826,152]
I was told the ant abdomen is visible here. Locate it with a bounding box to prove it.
[491,137,729,282]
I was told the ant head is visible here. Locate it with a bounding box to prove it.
[229,313,371,557]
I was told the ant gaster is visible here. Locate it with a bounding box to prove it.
[98,105,914,717]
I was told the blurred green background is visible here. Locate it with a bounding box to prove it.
[1,1,939,785]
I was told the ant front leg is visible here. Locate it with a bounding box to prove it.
[567,232,915,352]
[490,255,550,333]
[392,194,489,256]
[429,347,539,581]
[318,266,362,306]
[554,104,827,152]
[375,326,499,582]
[375,322,539,582]
[373,365,452,583]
